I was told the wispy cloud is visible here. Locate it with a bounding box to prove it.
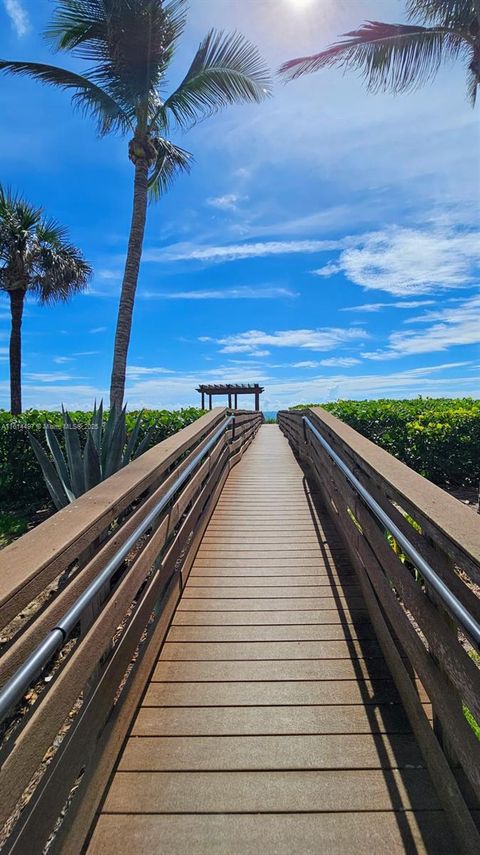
[207,193,245,211]
[25,372,75,383]
[314,226,480,296]
[90,326,107,334]
[208,327,368,355]
[292,357,361,368]
[341,300,436,313]
[126,365,175,378]
[363,296,480,360]
[3,0,29,36]
[145,239,340,265]
[53,356,75,365]
[140,286,297,300]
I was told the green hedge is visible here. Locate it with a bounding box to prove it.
[0,407,204,514]
[290,398,480,489]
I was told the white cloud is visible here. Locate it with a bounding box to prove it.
[207,194,244,211]
[292,357,361,368]
[319,357,361,367]
[25,372,75,383]
[363,296,480,360]
[126,366,175,378]
[3,0,29,36]
[145,239,340,264]
[212,327,368,355]
[314,226,480,296]
[90,326,107,334]
[140,286,297,300]
[341,300,436,313]
[53,356,75,364]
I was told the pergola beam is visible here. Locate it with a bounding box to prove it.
[196,383,264,411]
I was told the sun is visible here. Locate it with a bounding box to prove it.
[285,0,316,7]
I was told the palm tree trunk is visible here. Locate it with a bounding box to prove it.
[109,159,149,409]
[9,288,24,415]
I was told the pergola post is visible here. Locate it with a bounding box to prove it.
[201,392,205,409]
[234,394,238,409]
[254,391,260,411]
[228,394,232,409]
[208,395,212,410]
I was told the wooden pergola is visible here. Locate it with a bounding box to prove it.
[197,382,264,411]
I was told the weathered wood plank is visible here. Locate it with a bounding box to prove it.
[142,679,403,707]
[88,811,457,855]
[132,703,418,737]
[166,624,375,642]
[171,609,368,626]
[118,733,424,771]
[160,639,382,660]
[102,769,443,813]
[151,657,392,682]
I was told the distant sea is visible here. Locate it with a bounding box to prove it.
[263,410,278,420]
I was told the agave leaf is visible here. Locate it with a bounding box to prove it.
[101,402,117,475]
[92,399,103,454]
[44,422,74,500]
[122,409,144,466]
[133,426,154,460]
[83,427,102,492]
[62,409,85,497]
[104,405,127,478]
[29,432,69,510]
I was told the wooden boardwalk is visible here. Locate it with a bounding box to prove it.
[88,425,457,854]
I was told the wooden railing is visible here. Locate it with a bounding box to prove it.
[279,407,480,854]
[0,408,262,854]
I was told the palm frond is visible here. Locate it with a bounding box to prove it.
[147,138,192,201]
[47,0,188,112]
[467,65,479,102]
[406,0,477,32]
[163,29,271,130]
[0,60,131,134]
[279,21,467,93]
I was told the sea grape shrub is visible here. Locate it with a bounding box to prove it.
[290,398,480,489]
[0,407,204,513]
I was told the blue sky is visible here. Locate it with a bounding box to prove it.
[0,0,478,411]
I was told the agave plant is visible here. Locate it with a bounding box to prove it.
[29,401,152,510]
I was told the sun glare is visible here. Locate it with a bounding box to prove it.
[286,0,316,7]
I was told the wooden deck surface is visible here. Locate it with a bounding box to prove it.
[88,425,456,854]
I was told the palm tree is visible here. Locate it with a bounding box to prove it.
[0,187,91,414]
[0,1,271,409]
[279,0,480,105]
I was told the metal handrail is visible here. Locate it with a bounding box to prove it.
[0,415,235,724]
[302,415,480,650]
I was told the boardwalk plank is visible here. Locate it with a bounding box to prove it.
[142,679,402,707]
[103,769,442,813]
[171,609,369,626]
[160,639,382,660]
[118,733,424,771]
[88,812,457,855]
[132,704,421,737]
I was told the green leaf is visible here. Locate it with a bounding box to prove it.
[122,410,143,466]
[83,427,102,492]
[279,21,467,94]
[104,405,127,478]
[44,422,74,501]
[28,432,69,510]
[147,138,192,201]
[62,408,85,496]
[0,60,131,135]
[163,29,271,130]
